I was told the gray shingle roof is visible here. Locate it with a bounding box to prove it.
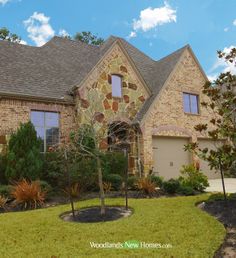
[0,35,188,119]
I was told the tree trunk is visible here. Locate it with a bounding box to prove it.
[65,149,75,220]
[219,156,227,203]
[97,156,105,215]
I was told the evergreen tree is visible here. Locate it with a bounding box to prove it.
[5,122,43,181]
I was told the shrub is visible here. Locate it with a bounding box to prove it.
[42,152,97,191]
[41,152,63,187]
[162,179,180,194]
[137,178,156,197]
[179,164,209,192]
[39,181,52,194]
[127,176,139,190]
[0,154,7,184]
[11,179,46,210]
[69,157,97,191]
[5,122,43,181]
[177,185,194,196]
[0,195,8,211]
[103,174,123,191]
[0,185,12,197]
[148,175,163,187]
[102,152,126,177]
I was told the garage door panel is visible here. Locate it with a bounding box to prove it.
[198,139,220,179]
[152,137,190,180]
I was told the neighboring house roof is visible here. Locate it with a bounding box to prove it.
[0,35,192,118]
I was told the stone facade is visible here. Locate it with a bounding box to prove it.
[0,98,76,152]
[76,44,148,124]
[75,44,149,173]
[141,49,214,172]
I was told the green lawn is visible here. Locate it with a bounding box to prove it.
[0,195,225,258]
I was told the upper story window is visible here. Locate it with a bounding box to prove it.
[183,93,199,114]
[31,111,59,152]
[111,75,122,98]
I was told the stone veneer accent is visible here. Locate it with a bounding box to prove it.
[141,49,215,173]
[76,44,148,133]
[0,98,76,151]
[75,44,149,173]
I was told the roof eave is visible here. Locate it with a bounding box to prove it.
[0,91,75,105]
[186,45,209,82]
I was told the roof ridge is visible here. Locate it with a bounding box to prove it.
[45,36,99,49]
[118,37,156,63]
[157,44,189,63]
[0,39,35,48]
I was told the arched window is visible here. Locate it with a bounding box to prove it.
[111,75,122,98]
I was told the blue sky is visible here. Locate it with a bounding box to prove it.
[0,0,236,80]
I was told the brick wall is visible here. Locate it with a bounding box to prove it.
[0,98,76,150]
[141,49,214,172]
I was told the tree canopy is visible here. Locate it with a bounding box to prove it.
[74,31,104,46]
[0,27,21,43]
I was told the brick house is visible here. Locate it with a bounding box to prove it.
[0,36,218,179]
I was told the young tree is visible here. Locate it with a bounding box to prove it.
[186,47,236,196]
[49,129,97,220]
[5,122,43,181]
[74,31,104,46]
[0,27,21,43]
[73,102,136,215]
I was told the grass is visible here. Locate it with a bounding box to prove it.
[0,195,225,258]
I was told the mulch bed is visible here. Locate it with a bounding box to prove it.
[0,190,178,214]
[200,199,236,258]
[60,206,132,223]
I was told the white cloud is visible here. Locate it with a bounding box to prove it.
[19,39,27,45]
[59,29,69,37]
[0,0,10,5]
[208,45,236,80]
[132,2,177,33]
[207,74,218,82]
[233,19,236,26]
[127,31,137,39]
[224,27,229,32]
[24,12,55,46]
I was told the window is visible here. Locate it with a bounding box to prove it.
[111,75,122,97]
[183,93,199,114]
[31,111,59,152]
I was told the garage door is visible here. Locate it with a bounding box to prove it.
[198,139,220,179]
[152,137,191,180]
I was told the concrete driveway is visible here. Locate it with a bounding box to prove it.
[206,178,236,193]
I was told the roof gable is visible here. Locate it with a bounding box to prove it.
[136,46,208,123]
[0,36,204,117]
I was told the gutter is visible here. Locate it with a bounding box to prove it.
[0,91,75,105]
